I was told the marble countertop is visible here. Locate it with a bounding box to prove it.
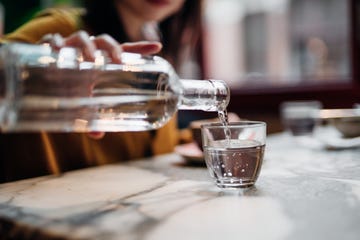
[1,130,360,240]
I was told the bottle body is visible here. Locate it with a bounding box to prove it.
[0,43,229,132]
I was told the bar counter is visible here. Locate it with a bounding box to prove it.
[1,130,360,240]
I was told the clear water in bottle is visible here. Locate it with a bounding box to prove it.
[4,67,179,131]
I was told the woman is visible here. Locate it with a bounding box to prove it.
[0,0,203,182]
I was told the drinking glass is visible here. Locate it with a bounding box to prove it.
[280,100,322,137]
[201,121,266,189]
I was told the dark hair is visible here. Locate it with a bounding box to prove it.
[82,0,203,69]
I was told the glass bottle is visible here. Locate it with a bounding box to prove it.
[0,43,229,132]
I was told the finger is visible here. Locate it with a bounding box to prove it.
[92,34,123,64]
[87,132,105,140]
[121,41,162,55]
[228,112,241,122]
[63,31,97,61]
[39,33,65,49]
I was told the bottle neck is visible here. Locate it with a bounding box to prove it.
[178,79,230,112]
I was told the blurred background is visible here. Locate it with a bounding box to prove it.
[1,0,359,133]
[202,0,359,133]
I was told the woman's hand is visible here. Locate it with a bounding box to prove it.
[40,31,163,139]
[40,31,162,63]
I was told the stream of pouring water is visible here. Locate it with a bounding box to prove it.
[218,109,231,142]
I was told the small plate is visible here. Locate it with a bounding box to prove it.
[320,109,360,138]
[175,142,204,164]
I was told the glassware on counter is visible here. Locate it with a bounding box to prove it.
[201,121,266,188]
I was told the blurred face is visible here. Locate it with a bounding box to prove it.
[117,0,186,22]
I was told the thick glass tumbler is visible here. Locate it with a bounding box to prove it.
[280,100,322,137]
[201,121,266,189]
